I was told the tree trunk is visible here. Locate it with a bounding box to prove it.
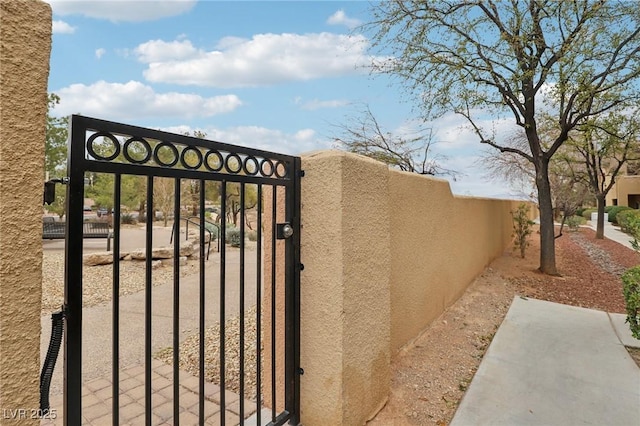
[536,160,559,275]
[595,195,606,239]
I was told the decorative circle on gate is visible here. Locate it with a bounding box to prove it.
[153,142,179,167]
[243,156,259,176]
[204,150,224,172]
[275,160,288,178]
[260,158,275,177]
[180,146,203,170]
[225,153,242,174]
[87,132,121,161]
[123,137,152,164]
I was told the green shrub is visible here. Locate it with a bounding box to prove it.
[575,207,587,217]
[121,213,137,225]
[226,227,242,247]
[581,208,598,220]
[622,266,640,339]
[203,222,219,240]
[511,203,535,259]
[617,209,640,232]
[247,230,258,242]
[604,205,616,213]
[566,215,586,230]
[607,206,632,224]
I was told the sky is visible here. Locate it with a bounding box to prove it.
[46,0,523,199]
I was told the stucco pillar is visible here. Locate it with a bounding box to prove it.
[299,151,391,425]
[0,0,51,423]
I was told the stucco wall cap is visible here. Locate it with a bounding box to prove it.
[301,149,392,168]
[387,166,450,185]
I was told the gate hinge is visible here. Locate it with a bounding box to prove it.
[298,170,305,178]
[298,367,304,375]
[298,263,304,271]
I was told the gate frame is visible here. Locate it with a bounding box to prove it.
[63,115,301,425]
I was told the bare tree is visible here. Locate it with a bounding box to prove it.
[564,110,640,238]
[154,178,174,227]
[333,105,457,178]
[365,0,640,274]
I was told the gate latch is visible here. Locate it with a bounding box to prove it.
[276,223,294,239]
[43,178,69,205]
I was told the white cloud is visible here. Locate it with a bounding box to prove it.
[95,48,106,59]
[298,98,349,111]
[426,112,520,152]
[52,20,75,34]
[46,0,196,22]
[51,80,242,120]
[439,155,525,199]
[327,10,361,29]
[138,33,383,88]
[159,125,329,156]
[134,39,201,63]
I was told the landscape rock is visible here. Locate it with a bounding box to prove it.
[130,247,173,260]
[83,252,114,266]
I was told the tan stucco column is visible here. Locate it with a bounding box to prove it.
[0,0,51,422]
[299,151,391,425]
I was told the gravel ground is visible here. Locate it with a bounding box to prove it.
[41,251,200,313]
[154,306,260,401]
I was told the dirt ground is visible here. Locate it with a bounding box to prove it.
[368,225,640,426]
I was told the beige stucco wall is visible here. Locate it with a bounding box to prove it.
[606,176,640,207]
[0,0,51,422]
[299,151,391,425]
[299,150,526,425]
[262,186,287,412]
[389,171,520,352]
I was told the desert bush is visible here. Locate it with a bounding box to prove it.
[581,208,597,220]
[617,209,640,232]
[121,213,137,225]
[203,222,219,241]
[607,206,632,224]
[566,215,586,230]
[511,203,535,259]
[226,227,242,247]
[622,266,640,339]
[247,230,258,242]
[575,207,588,217]
[622,214,640,340]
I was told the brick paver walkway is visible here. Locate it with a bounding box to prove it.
[41,360,257,425]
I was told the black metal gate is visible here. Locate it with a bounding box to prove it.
[61,115,301,425]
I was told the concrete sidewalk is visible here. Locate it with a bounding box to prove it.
[451,297,640,426]
[586,220,635,250]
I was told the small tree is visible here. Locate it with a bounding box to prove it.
[512,203,535,259]
[333,105,457,178]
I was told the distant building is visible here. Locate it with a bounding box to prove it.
[606,161,640,208]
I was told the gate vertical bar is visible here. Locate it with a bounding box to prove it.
[239,183,246,423]
[255,184,263,426]
[145,176,154,426]
[219,181,227,426]
[270,187,277,423]
[64,117,86,425]
[198,179,206,425]
[112,174,122,425]
[173,178,181,424]
[285,158,302,424]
